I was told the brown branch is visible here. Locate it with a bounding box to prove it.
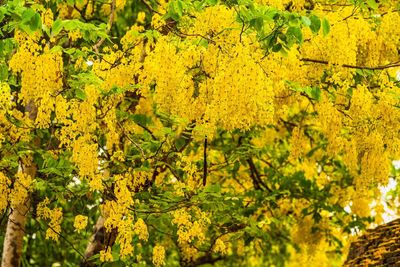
[203,136,208,186]
[93,0,116,54]
[341,5,358,21]
[140,0,162,15]
[301,58,400,70]
[247,158,260,190]
[117,121,146,159]
[247,158,272,192]
[136,122,157,140]
[165,23,216,44]
[80,217,117,267]
[188,255,224,267]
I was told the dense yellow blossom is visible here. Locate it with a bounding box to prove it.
[100,248,113,262]
[71,136,101,190]
[37,198,63,241]
[172,208,210,247]
[9,31,63,128]
[0,172,10,212]
[137,12,146,24]
[152,245,165,267]
[73,215,88,231]
[289,127,310,161]
[134,218,149,242]
[143,33,274,131]
[41,8,54,28]
[116,216,135,258]
[3,0,400,266]
[213,238,228,255]
[9,172,33,206]
[0,82,12,111]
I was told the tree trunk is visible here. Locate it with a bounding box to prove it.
[80,216,117,267]
[1,164,37,267]
[2,101,38,267]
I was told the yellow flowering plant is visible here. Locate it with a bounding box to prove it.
[1,0,400,266]
[74,215,88,231]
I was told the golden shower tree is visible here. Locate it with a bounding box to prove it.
[1,0,400,266]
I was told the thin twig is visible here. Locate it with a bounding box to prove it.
[203,136,208,186]
[140,0,162,15]
[136,122,157,140]
[247,158,272,192]
[341,5,358,21]
[165,24,216,44]
[301,58,400,70]
[117,121,146,159]
[30,217,86,259]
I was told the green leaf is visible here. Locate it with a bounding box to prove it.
[287,82,321,101]
[272,43,282,52]
[70,72,102,88]
[5,113,22,127]
[301,16,311,27]
[131,114,152,126]
[75,88,87,100]
[288,15,300,27]
[0,6,6,23]
[286,26,303,44]
[309,15,321,34]
[51,19,64,36]
[63,20,80,31]
[49,45,63,53]
[175,137,186,151]
[35,179,47,192]
[0,39,14,57]
[29,13,41,31]
[322,18,330,37]
[305,86,321,101]
[176,0,184,17]
[250,17,264,32]
[204,183,221,193]
[167,0,183,20]
[366,0,378,10]
[197,37,209,47]
[21,8,35,23]
[0,63,8,81]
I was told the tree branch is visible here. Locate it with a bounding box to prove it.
[140,0,162,15]
[93,0,116,54]
[247,158,272,192]
[203,136,207,186]
[301,58,400,70]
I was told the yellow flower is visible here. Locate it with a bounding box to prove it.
[137,12,146,24]
[213,238,227,255]
[42,9,54,28]
[0,172,10,212]
[134,218,149,241]
[100,249,113,262]
[73,215,88,231]
[68,30,82,42]
[37,198,63,241]
[152,245,165,267]
[9,172,33,206]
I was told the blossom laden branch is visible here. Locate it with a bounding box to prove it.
[301,58,400,70]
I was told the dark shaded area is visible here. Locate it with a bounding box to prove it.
[345,218,400,266]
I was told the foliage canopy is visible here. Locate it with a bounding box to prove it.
[1,0,400,266]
